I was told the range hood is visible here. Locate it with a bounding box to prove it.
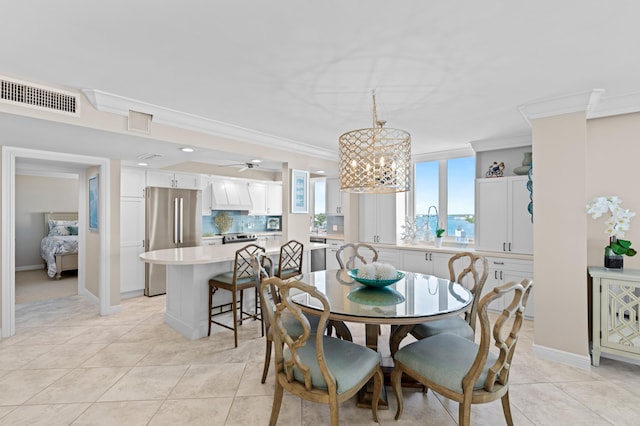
[211,179,254,210]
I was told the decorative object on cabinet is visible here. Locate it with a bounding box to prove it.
[338,90,411,193]
[588,267,640,366]
[434,227,445,248]
[213,211,233,234]
[290,169,309,214]
[400,216,420,244]
[586,195,637,270]
[266,216,281,231]
[513,151,532,175]
[485,161,505,178]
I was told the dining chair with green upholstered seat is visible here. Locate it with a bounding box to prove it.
[391,278,533,426]
[261,276,383,426]
[336,242,378,270]
[389,252,488,357]
[208,243,266,347]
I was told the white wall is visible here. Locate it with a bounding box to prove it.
[15,174,78,269]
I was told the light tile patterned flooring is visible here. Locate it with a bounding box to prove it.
[0,295,639,425]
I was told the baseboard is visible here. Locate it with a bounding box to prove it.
[101,304,122,316]
[15,264,45,272]
[80,287,99,305]
[120,290,144,299]
[532,343,592,370]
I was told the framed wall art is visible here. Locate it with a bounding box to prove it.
[291,169,309,214]
[89,174,99,232]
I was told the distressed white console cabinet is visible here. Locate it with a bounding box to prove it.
[588,267,640,366]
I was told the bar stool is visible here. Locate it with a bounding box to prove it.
[274,240,304,280]
[208,243,266,347]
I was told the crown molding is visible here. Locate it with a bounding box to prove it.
[81,89,336,161]
[518,89,604,127]
[468,135,531,153]
[412,147,475,163]
[587,90,640,119]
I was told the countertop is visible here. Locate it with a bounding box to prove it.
[202,231,281,240]
[139,241,327,265]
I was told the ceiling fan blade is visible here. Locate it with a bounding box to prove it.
[238,166,248,172]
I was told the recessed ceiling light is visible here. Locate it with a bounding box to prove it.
[180,147,195,153]
[250,159,261,163]
[315,170,326,174]
[137,162,148,166]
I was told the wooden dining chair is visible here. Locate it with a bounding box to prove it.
[260,276,382,426]
[391,278,533,426]
[336,243,378,270]
[208,243,266,347]
[274,240,304,280]
[389,252,488,357]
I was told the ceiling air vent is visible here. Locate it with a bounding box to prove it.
[0,77,78,115]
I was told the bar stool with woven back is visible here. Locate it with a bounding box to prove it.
[208,243,266,347]
[274,240,304,280]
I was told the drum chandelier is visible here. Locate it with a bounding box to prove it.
[338,91,411,193]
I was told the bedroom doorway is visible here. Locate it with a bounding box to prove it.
[1,146,114,338]
[14,172,80,305]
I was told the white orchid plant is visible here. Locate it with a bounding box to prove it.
[586,196,637,257]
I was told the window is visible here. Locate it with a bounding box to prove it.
[312,180,326,231]
[414,156,475,244]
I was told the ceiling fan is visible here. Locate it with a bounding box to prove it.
[221,162,260,172]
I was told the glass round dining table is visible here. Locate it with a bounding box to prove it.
[292,269,473,353]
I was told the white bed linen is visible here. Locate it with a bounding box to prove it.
[40,235,78,277]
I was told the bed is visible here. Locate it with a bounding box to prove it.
[41,212,79,279]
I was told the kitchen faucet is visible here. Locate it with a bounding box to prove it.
[425,205,439,242]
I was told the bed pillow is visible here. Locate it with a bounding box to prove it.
[48,219,78,232]
[49,225,70,236]
[67,225,78,235]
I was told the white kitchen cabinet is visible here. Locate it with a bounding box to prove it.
[359,192,405,244]
[121,168,146,198]
[211,179,253,210]
[475,176,533,255]
[248,182,282,215]
[267,183,283,215]
[482,256,534,318]
[201,176,213,215]
[326,178,344,215]
[589,267,640,366]
[120,197,145,296]
[326,239,343,270]
[401,250,450,278]
[146,170,201,189]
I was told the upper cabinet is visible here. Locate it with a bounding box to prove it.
[248,182,282,215]
[121,168,146,198]
[146,170,201,189]
[475,176,533,255]
[359,192,405,244]
[325,178,344,215]
[211,179,253,210]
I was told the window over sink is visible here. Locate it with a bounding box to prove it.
[414,156,475,245]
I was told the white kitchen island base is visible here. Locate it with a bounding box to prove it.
[140,241,326,340]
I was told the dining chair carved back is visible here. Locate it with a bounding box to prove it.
[391,278,533,426]
[336,242,378,270]
[389,252,488,357]
[260,276,383,426]
[207,243,266,347]
[275,240,304,280]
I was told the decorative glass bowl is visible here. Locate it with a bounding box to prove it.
[348,269,405,288]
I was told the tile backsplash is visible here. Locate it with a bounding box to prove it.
[203,211,281,235]
[326,215,344,234]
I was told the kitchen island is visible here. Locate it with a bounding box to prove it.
[139,240,327,340]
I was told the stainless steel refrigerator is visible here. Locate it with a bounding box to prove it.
[145,186,202,296]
